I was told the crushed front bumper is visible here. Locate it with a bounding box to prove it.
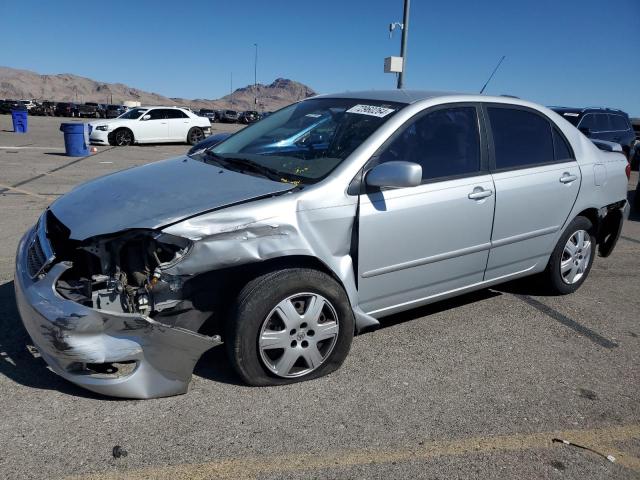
[14,229,222,399]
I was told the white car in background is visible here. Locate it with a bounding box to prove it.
[89,106,211,146]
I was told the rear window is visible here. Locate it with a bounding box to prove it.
[488,107,554,170]
[609,114,629,131]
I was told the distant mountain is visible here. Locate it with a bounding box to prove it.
[0,66,316,111]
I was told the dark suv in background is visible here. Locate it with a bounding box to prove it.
[54,102,79,117]
[551,107,635,163]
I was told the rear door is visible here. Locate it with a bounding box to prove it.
[358,104,496,315]
[167,109,192,141]
[483,105,580,280]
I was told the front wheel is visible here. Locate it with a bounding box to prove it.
[187,127,204,145]
[110,128,134,146]
[543,216,595,294]
[226,268,354,386]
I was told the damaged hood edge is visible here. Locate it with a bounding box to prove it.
[49,156,296,240]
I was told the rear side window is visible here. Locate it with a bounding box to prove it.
[166,109,188,119]
[609,114,629,131]
[487,107,554,170]
[552,128,573,161]
[378,106,481,181]
[595,114,610,132]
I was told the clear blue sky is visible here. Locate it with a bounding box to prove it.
[3,0,639,115]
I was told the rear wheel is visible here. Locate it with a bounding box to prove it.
[226,268,354,386]
[543,216,595,294]
[187,127,204,145]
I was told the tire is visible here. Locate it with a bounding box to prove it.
[543,216,595,295]
[110,128,134,146]
[226,268,354,386]
[187,127,204,145]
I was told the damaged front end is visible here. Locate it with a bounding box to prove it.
[14,211,222,399]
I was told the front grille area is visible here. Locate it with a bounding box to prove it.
[27,231,47,277]
[25,213,57,279]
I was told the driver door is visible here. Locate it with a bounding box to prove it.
[357,104,495,315]
[136,109,169,142]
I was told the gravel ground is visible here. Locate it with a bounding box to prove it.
[0,115,639,479]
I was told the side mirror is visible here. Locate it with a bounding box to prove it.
[579,127,591,136]
[141,114,151,121]
[366,161,422,189]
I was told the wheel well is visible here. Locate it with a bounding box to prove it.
[575,208,599,235]
[192,256,347,336]
[108,127,134,145]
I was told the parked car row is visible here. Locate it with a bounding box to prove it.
[0,99,129,118]
[196,108,270,124]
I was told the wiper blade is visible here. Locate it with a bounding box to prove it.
[219,156,285,182]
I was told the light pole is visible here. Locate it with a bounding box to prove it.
[397,0,410,89]
[230,72,233,106]
[254,43,258,107]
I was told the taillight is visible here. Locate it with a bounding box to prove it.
[625,161,631,180]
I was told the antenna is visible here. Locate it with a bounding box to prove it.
[479,55,506,94]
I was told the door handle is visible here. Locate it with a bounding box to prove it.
[559,172,578,184]
[468,187,493,200]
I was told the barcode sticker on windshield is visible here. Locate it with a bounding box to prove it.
[346,104,395,117]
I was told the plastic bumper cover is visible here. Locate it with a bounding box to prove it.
[14,229,221,399]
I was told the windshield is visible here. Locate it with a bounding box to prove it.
[202,98,405,184]
[118,108,147,119]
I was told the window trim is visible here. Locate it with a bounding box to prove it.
[577,112,630,133]
[366,102,489,187]
[481,103,576,173]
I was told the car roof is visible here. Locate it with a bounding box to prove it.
[317,90,461,104]
[316,90,547,109]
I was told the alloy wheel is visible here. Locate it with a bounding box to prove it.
[258,293,339,378]
[189,128,204,144]
[115,130,132,146]
[560,229,592,284]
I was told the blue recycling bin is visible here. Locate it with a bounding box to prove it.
[11,109,28,133]
[60,123,90,156]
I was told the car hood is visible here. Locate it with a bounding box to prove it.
[88,118,126,127]
[49,156,295,240]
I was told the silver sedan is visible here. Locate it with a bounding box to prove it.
[15,91,629,398]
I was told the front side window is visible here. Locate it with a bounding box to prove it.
[488,107,554,170]
[119,108,148,120]
[579,114,596,131]
[205,98,405,184]
[378,106,481,181]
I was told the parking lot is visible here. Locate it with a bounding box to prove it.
[0,114,639,479]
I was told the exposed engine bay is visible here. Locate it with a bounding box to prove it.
[46,211,215,332]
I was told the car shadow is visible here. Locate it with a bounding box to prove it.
[0,281,130,400]
[374,288,503,330]
[627,189,639,221]
[193,346,244,386]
